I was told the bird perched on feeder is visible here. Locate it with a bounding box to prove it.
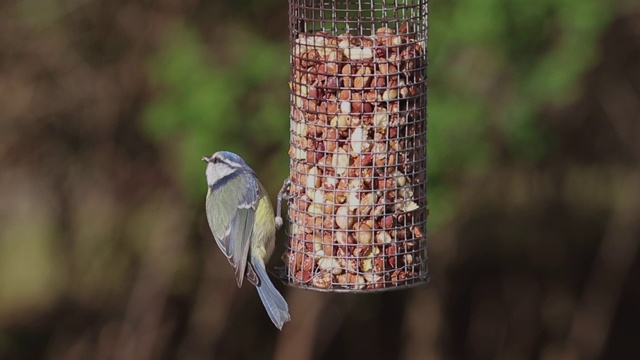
[202,151,291,330]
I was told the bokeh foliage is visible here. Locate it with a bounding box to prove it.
[143,23,290,197]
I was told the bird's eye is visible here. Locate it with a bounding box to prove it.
[212,157,219,164]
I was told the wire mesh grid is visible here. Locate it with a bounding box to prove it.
[283,0,428,292]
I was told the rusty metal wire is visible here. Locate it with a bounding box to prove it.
[283,0,428,292]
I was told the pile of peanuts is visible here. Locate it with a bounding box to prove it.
[286,26,428,290]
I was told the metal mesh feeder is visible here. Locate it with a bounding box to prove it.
[284,0,428,292]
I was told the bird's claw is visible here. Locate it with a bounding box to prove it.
[276,178,291,230]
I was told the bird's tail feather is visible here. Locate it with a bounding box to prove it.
[252,258,291,330]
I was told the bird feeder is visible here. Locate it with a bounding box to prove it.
[284,0,429,292]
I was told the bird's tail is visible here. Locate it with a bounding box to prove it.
[252,257,291,330]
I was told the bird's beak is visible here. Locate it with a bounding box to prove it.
[202,156,210,163]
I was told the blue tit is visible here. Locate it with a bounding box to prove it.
[202,151,291,330]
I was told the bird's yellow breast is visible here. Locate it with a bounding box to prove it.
[250,192,276,261]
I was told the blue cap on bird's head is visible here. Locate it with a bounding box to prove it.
[202,151,249,167]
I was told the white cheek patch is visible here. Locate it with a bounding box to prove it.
[206,164,233,187]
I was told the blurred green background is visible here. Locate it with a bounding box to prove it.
[1,0,639,359]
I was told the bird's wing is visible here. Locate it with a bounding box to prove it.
[206,172,260,288]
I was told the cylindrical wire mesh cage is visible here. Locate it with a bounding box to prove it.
[283,0,428,292]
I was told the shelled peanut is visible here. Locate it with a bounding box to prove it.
[286,26,428,290]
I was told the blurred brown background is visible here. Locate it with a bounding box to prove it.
[1,0,639,359]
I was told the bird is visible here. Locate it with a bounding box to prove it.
[202,150,291,330]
